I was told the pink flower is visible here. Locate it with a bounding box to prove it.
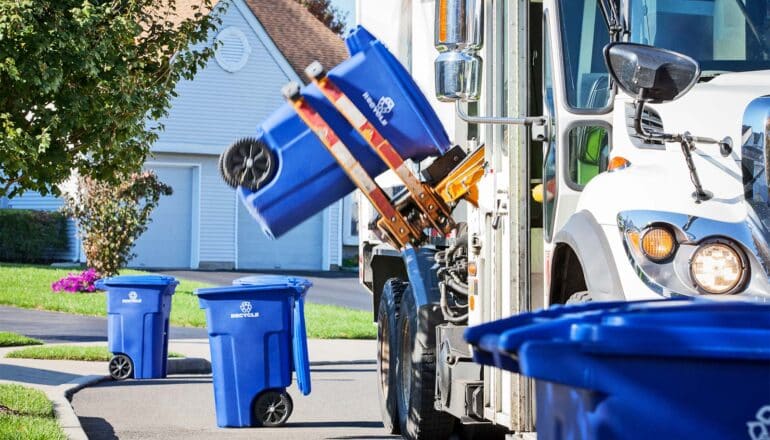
[51,268,102,294]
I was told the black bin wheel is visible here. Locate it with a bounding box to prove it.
[108,354,133,381]
[253,390,293,427]
[219,137,276,191]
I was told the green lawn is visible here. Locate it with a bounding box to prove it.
[0,332,43,347]
[6,345,184,361]
[0,263,375,339]
[0,384,66,440]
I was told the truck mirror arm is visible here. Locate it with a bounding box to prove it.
[456,101,547,127]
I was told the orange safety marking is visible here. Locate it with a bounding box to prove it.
[312,76,455,234]
[288,97,418,249]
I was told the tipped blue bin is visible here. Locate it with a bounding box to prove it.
[465,299,770,440]
[97,275,178,380]
[196,276,312,428]
[239,25,449,239]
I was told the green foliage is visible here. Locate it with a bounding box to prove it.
[62,172,172,276]
[0,332,43,347]
[0,384,65,440]
[0,209,68,263]
[0,0,223,198]
[6,345,184,361]
[296,0,348,34]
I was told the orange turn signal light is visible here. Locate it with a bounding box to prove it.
[608,156,631,172]
[468,262,477,277]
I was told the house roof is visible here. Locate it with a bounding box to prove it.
[243,0,349,80]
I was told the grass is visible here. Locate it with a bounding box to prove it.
[0,384,66,440]
[0,332,43,347]
[6,345,185,361]
[0,263,376,339]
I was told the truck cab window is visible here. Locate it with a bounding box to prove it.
[557,0,612,110]
[568,126,610,187]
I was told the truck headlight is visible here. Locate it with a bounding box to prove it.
[690,240,748,294]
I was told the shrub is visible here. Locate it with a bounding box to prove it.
[62,172,172,276]
[51,268,100,293]
[0,209,68,263]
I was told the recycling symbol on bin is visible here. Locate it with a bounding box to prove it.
[128,291,138,301]
[240,301,252,314]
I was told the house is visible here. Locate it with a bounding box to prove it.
[8,0,357,271]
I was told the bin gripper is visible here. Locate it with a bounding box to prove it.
[305,62,457,237]
[282,82,423,249]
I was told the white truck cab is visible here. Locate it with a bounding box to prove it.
[358,0,770,438]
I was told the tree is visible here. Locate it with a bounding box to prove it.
[62,172,172,276]
[0,0,222,198]
[296,0,348,35]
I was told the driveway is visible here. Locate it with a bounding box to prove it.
[161,270,372,312]
[71,339,396,440]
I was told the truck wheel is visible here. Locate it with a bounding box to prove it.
[396,287,455,440]
[377,279,405,434]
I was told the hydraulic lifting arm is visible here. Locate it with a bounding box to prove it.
[282,63,486,250]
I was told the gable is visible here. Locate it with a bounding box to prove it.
[153,0,301,155]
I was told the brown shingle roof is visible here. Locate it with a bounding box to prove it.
[243,0,349,80]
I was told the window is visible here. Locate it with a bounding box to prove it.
[567,126,610,187]
[543,24,558,241]
[557,0,612,110]
[629,0,770,73]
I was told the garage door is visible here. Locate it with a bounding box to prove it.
[237,206,324,270]
[131,166,194,268]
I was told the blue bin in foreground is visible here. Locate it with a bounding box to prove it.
[97,275,178,380]
[196,276,312,428]
[465,300,770,440]
[239,25,449,239]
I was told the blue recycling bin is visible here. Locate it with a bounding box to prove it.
[239,25,449,239]
[465,299,770,440]
[96,275,178,380]
[195,276,312,428]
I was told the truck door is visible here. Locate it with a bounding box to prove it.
[541,0,614,295]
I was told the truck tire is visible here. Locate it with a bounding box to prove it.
[396,286,455,440]
[377,279,405,434]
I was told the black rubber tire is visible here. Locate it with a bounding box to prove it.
[108,354,133,381]
[253,390,293,427]
[395,287,455,440]
[377,279,406,435]
[219,137,276,191]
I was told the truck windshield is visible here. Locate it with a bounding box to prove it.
[629,0,770,74]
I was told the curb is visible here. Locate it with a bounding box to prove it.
[55,375,108,440]
[51,358,211,440]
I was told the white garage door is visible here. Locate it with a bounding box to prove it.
[237,206,324,270]
[131,166,194,269]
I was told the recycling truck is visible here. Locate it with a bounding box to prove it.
[220,0,770,438]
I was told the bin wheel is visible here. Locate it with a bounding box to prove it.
[254,390,293,427]
[219,137,276,191]
[108,354,133,381]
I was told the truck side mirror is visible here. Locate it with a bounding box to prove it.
[434,0,483,102]
[604,42,700,104]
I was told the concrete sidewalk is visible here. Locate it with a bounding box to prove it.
[0,338,388,440]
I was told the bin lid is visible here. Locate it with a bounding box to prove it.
[467,299,770,371]
[196,275,312,298]
[96,275,178,288]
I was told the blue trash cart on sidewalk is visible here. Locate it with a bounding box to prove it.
[466,299,770,440]
[96,275,178,380]
[195,275,312,428]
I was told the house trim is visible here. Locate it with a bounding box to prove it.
[145,161,202,269]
